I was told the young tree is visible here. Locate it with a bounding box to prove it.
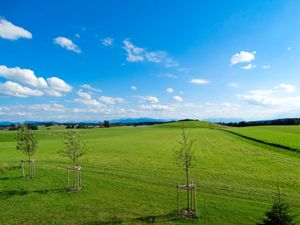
[16,124,38,178]
[61,130,86,167]
[257,188,295,225]
[175,128,197,211]
[61,130,87,191]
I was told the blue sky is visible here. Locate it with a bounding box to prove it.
[1,0,300,122]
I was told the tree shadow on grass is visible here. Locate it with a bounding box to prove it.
[0,190,28,200]
[85,211,181,225]
[0,188,65,200]
[32,188,66,194]
[135,211,181,223]
[0,176,23,181]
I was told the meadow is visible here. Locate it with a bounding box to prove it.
[0,121,300,225]
[227,125,300,150]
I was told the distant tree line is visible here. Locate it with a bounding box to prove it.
[1,118,201,130]
[220,118,300,127]
[1,124,39,131]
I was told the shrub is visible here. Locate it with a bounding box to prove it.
[257,188,295,225]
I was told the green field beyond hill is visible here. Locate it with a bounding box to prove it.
[0,121,300,225]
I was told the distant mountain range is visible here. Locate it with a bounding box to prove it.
[109,118,171,124]
[0,118,172,125]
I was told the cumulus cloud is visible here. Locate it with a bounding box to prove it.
[99,96,125,105]
[44,90,63,97]
[123,40,144,62]
[0,81,43,97]
[101,37,113,46]
[131,86,137,91]
[0,65,48,88]
[142,96,159,103]
[53,36,81,53]
[81,84,102,93]
[241,64,256,70]
[237,83,297,106]
[140,104,172,111]
[123,39,177,67]
[29,103,65,112]
[0,19,32,40]
[166,88,174,94]
[74,90,102,107]
[47,77,72,92]
[190,79,210,85]
[0,65,72,97]
[231,51,256,65]
[173,96,183,102]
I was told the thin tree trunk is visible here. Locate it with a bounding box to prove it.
[28,155,31,178]
[186,165,189,211]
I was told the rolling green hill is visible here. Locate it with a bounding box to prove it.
[0,123,300,225]
[153,120,222,129]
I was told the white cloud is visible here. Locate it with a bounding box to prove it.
[29,104,65,112]
[173,96,183,102]
[140,104,172,111]
[143,96,159,103]
[273,83,296,93]
[0,65,48,88]
[0,65,71,97]
[190,79,210,85]
[123,39,177,67]
[99,96,125,105]
[74,90,102,107]
[131,86,137,91]
[101,37,113,46]
[44,90,63,97]
[0,19,32,40]
[287,47,291,51]
[77,89,92,99]
[231,51,256,65]
[237,83,297,106]
[81,84,102,93]
[166,88,174,94]
[53,36,81,53]
[47,77,72,92]
[241,64,256,70]
[262,65,271,69]
[0,81,43,97]
[74,98,101,107]
[228,82,238,88]
[123,40,144,62]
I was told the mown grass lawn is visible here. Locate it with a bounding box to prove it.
[227,125,300,149]
[1,122,300,225]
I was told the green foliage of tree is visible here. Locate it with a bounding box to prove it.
[257,188,295,225]
[103,120,110,128]
[61,130,87,167]
[175,128,197,186]
[175,128,197,211]
[16,124,37,161]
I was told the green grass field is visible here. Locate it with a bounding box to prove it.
[1,122,300,225]
[227,125,300,150]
